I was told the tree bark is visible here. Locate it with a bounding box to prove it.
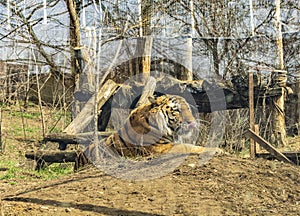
[184,37,193,81]
[66,0,82,77]
[272,0,287,147]
[183,0,194,81]
[66,0,84,116]
[140,0,153,75]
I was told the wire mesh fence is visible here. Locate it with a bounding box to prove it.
[0,0,298,151]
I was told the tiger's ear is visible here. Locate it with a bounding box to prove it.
[148,96,156,104]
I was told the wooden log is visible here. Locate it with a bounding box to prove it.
[25,150,78,162]
[64,79,119,134]
[115,77,291,113]
[136,76,156,107]
[44,131,115,150]
[44,133,79,146]
[245,129,294,165]
[25,150,79,170]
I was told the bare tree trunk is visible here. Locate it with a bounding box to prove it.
[272,0,287,147]
[66,0,84,116]
[140,0,153,76]
[66,0,82,78]
[183,0,194,81]
[184,37,193,81]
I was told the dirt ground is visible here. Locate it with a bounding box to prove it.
[1,152,300,216]
[0,107,299,215]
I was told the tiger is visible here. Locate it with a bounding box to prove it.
[82,94,205,164]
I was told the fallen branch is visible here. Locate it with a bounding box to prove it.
[64,79,119,134]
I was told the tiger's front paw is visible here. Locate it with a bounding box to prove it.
[200,147,224,155]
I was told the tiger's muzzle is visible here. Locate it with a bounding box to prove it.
[177,121,198,135]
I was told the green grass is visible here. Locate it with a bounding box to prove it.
[35,163,74,180]
[10,110,41,120]
[10,125,41,137]
[0,158,74,182]
[49,127,63,133]
[52,110,72,126]
[0,143,72,182]
[0,159,23,180]
[0,105,75,183]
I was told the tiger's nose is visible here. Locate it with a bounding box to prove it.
[187,121,197,128]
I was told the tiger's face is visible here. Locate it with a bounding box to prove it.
[148,95,197,138]
[126,94,197,148]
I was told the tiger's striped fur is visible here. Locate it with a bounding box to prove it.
[83,94,204,162]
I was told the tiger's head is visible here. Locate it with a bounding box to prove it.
[128,94,197,145]
[149,95,197,138]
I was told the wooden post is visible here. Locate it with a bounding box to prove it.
[271,0,287,147]
[249,0,255,36]
[140,0,153,75]
[141,36,153,75]
[183,0,194,81]
[297,79,300,135]
[249,71,256,158]
[275,0,284,70]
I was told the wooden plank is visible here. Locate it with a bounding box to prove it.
[297,79,300,135]
[256,152,300,165]
[245,129,294,165]
[64,79,119,134]
[254,124,260,152]
[136,76,156,107]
